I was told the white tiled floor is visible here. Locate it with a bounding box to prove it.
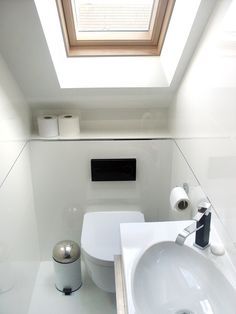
[28,261,117,314]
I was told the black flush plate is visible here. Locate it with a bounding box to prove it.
[91,158,136,181]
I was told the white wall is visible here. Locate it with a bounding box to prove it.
[0,55,40,314]
[32,107,169,137]
[169,0,236,242]
[169,141,207,221]
[0,54,30,185]
[30,138,214,261]
[30,140,173,260]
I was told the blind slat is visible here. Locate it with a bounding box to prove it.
[73,0,155,32]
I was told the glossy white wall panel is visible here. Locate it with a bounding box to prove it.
[32,107,169,137]
[30,140,172,260]
[169,0,236,138]
[177,138,236,242]
[169,0,236,242]
[0,54,30,186]
[169,142,207,221]
[0,53,39,313]
[0,146,40,314]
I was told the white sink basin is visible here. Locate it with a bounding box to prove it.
[132,241,236,314]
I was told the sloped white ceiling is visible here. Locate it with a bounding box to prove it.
[0,0,215,109]
[0,0,174,108]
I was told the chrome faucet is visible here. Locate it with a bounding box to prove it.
[175,201,212,248]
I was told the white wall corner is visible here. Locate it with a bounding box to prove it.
[161,0,217,88]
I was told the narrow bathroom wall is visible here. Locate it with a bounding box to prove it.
[0,55,40,314]
[32,107,169,138]
[0,55,30,184]
[169,0,236,243]
[168,141,206,221]
[30,140,172,260]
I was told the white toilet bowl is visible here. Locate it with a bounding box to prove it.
[81,210,144,293]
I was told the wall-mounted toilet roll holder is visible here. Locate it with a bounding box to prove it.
[170,185,190,211]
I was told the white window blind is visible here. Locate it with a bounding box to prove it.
[72,0,155,34]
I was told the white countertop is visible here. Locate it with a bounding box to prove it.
[120,220,236,314]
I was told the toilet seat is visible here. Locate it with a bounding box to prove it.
[81,211,144,264]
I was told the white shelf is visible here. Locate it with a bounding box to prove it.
[31,130,171,141]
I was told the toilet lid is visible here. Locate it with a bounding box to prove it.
[81,211,144,262]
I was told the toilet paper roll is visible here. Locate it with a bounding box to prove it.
[58,114,80,137]
[37,115,58,138]
[170,187,190,212]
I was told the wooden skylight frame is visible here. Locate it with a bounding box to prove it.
[56,0,176,56]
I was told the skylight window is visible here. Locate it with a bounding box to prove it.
[56,0,175,56]
[72,0,154,33]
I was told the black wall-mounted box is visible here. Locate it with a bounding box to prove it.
[91,158,136,181]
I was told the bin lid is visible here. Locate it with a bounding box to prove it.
[53,240,80,264]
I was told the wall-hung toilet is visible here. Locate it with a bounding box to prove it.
[81,210,144,293]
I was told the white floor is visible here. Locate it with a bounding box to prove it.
[28,261,117,314]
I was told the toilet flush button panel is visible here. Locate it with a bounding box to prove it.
[91,158,136,181]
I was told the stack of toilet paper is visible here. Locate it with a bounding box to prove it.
[37,114,80,138]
